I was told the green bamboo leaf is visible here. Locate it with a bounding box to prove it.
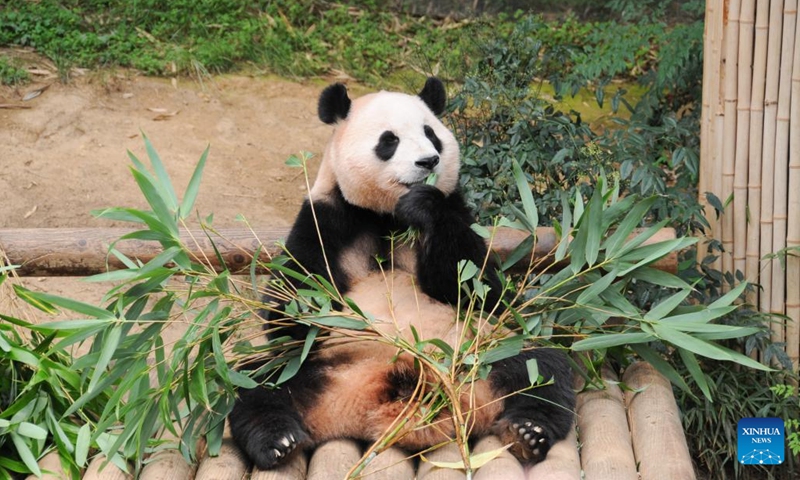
[423,445,510,470]
[603,196,657,257]
[572,332,655,351]
[501,234,534,271]
[512,159,538,231]
[554,195,572,262]
[88,324,123,392]
[143,133,179,211]
[629,266,691,290]
[10,432,40,477]
[459,260,479,283]
[17,290,113,319]
[644,289,691,321]
[630,344,692,394]
[312,315,367,330]
[75,424,91,467]
[584,188,603,267]
[17,422,47,440]
[480,336,524,364]
[228,369,259,389]
[617,238,697,276]
[573,189,585,225]
[653,324,770,371]
[614,219,670,257]
[660,306,737,324]
[576,269,618,305]
[708,281,748,309]
[180,144,209,219]
[678,349,711,401]
[526,358,540,386]
[129,168,178,237]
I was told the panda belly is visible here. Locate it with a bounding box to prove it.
[299,271,503,448]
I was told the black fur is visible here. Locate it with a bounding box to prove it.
[318,83,351,124]
[418,77,447,116]
[375,131,399,161]
[424,125,443,153]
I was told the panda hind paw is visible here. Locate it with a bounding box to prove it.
[495,417,553,465]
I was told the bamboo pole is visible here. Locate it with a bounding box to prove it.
[786,5,800,369]
[359,447,415,480]
[0,227,679,277]
[760,0,786,334]
[770,0,798,335]
[623,363,696,480]
[575,367,637,480]
[700,0,726,268]
[138,449,195,480]
[745,0,771,308]
[733,0,756,280]
[194,425,249,480]
[721,0,742,280]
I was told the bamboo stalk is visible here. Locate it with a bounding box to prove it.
[524,428,581,480]
[250,451,308,480]
[733,0,756,281]
[306,440,363,480]
[194,425,249,480]
[722,0,743,280]
[471,436,526,480]
[416,442,470,480]
[770,0,797,336]
[785,5,800,369]
[745,0,771,308]
[760,0,786,332]
[700,0,726,267]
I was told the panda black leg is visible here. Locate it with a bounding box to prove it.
[489,348,575,465]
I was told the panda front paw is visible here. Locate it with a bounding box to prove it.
[494,416,553,465]
[230,414,309,470]
[395,184,445,229]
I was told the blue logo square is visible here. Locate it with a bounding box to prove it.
[738,417,785,465]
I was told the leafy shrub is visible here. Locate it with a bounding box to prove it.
[0,55,30,85]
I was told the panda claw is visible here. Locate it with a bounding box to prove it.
[501,416,552,465]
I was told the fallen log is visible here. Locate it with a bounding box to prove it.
[0,227,678,277]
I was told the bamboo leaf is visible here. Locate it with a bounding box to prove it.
[653,324,770,371]
[75,424,91,467]
[143,133,179,211]
[630,344,691,394]
[584,188,603,266]
[17,422,47,440]
[644,288,691,321]
[708,281,747,309]
[512,159,538,231]
[576,269,618,305]
[677,349,711,401]
[180,145,209,219]
[629,267,691,289]
[129,168,178,237]
[572,332,655,351]
[10,433,40,477]
[423,444,510,470]
[88,324,123,392]
[526,358,540,386]
[603,196,657,257]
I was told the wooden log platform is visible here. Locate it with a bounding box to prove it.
[24,363,696,480]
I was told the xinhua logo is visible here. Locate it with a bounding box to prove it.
[738,417,785,465]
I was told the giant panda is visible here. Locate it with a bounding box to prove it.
[229,77,576,471]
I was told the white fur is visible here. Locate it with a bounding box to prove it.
[311,91,460,213]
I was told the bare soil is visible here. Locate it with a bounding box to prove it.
[0,50,341,314]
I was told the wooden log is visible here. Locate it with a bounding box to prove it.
[0,227,678,277]
[524,428,580,480]
[576,367,637,480]
[250,450,307,480]
[138,449,194,480]
[417,442,468,480]
[194,425,249,480]
[471,436,525,480]
[306,440,362,480]
[623,362,695,480]
[83,455,132,480]
[358,447,415,480]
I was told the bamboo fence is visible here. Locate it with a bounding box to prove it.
[702,0,800,368]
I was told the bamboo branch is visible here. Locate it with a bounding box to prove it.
[721,0,742,280]
[785,3,800,369]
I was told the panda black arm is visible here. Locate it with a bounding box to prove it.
[264,192,364,338]
[395,184,506,312]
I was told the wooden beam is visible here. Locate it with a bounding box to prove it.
[0,227,678,277]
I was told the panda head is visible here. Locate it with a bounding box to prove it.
[310,77,460,214]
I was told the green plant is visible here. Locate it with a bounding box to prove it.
[0,55,30,85]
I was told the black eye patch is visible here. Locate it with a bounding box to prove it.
[424,125,443,153]
[375,131,399,161]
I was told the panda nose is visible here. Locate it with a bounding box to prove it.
[415,155,439,170]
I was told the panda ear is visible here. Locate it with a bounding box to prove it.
[318,83,351,124]
[418,77,446,116]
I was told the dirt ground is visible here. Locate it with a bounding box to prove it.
[0,49,346,314]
